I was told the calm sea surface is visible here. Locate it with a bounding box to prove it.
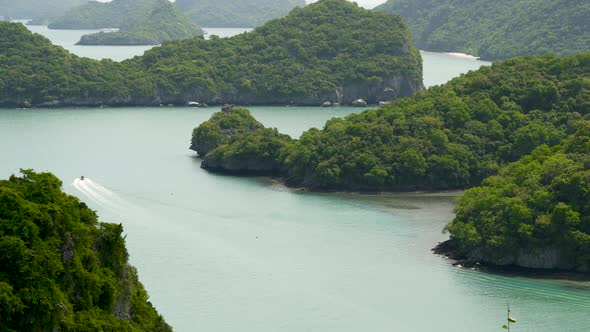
[1,26,587,332]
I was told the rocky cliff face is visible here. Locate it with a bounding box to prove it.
[201,154,281,174]
[6,73,423,108]
[434,240,577,271]
[155,73,423,106]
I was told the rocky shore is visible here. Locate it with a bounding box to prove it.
[0,75,422,108]
[433,240,588,279]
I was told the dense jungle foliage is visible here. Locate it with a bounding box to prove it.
[0,170,170,331]
[191,107,265,156]
[0,0,422,107]
[175,0,305,28]
[194,53,590,191]
[77,0,201,46]
[445,121,590,271]
[0,0,85,21]
[374,0,590,60]
[191,107,291,173]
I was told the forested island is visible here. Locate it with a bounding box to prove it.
[47,0,201,45]
[175,0,306,28]
[440,123,590,272]
[77,0,201,46]
[0,0,85,22]
[0,0,423,107]
[191,53,590,271]
[0,170,170,330]
[193,54,589,190]
[374,0,590,60]
[49,0,163,30]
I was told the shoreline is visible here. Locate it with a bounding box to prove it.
[265,176,464,197]
[200,168,466,196]
[267,176,590,282]
[433,240,590,281]
[0,102,387,109]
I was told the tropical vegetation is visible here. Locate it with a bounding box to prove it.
[49,0,163,30]
[175,0,306,28]
[46,0,200,45]
[194,53,590,191]
[0,0,423,107]
[445,121,590,271]
[374,0,590,60]
[0,170,170,331]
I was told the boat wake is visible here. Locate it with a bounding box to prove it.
[445,52,481,60]
[72,177,129,211]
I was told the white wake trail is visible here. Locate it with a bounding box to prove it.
[72,177,130,211]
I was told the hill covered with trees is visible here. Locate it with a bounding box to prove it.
[49,0,162,30]
[441,122,590,272]
[374,0,590,60]
[77,0,202,45]
[0,0,423,107]
[0,0,85,21]
[47,0,201,45]
[193,53,590,191]
[175,0,306,28]
[0,170,170,330]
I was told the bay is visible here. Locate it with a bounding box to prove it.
[1,107,589,331]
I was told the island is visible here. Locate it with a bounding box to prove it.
[47,0,201,45]
[49,0,162,30]
[438,122,590,272]
[190,53,590,272]
[0,170,171,330]
[374,0,590,60]
[76,0,202,46]
[0,0,424,107]
[175,0,306,28]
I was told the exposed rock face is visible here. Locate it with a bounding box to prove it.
[201,155,280,174]
[514,248,575,270]
[1,74,423,108]
[351,99,367,107]
[433,240,576,271]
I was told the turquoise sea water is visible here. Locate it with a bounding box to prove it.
[1,107,589,331]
